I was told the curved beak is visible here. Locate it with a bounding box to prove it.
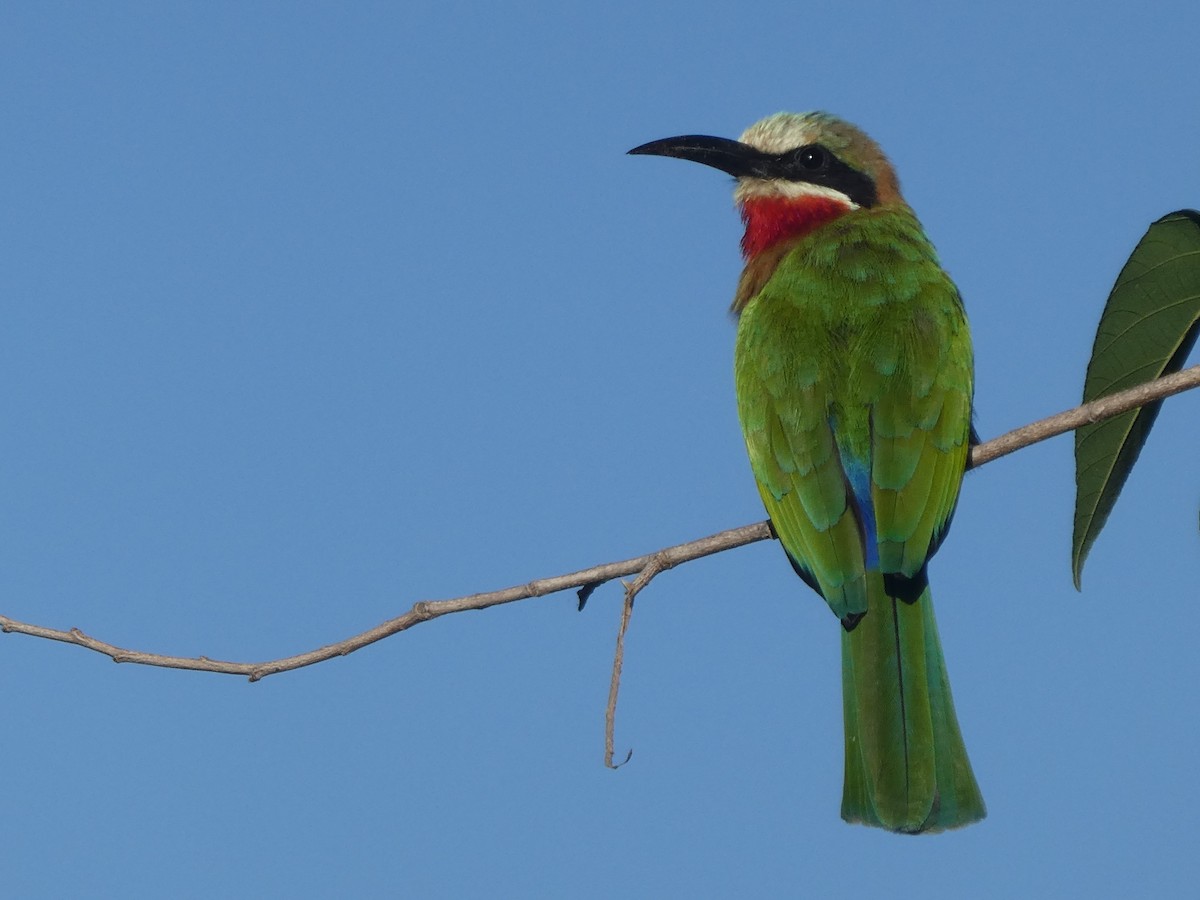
[627,135,774,178]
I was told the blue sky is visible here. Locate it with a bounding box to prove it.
[2,2,1198,897]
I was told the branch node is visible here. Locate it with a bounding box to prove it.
[653,549,678,572]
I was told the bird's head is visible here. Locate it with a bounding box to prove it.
[629,112,904,259]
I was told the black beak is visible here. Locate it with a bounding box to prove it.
[627,135,775,179]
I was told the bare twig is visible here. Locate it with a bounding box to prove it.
[604,552,675,768]
[604,592,637,770]
[0,363,1196,683]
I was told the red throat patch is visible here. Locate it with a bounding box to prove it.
[739,195,852,259]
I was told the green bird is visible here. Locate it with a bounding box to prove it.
[629,112,984,834]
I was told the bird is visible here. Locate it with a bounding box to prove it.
[628,112,984,834]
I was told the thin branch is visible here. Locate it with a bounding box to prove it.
[0,523,770,681]
[1,364,1197,678]
[969,363,1200,468]
[604,552,674,769]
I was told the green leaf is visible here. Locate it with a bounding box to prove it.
[1072,210,1200,588]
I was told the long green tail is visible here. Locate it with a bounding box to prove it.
[840,579,985,833]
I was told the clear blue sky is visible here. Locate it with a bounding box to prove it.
[2,2,1198,897]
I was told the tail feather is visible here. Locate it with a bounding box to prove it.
[840,578,984,833]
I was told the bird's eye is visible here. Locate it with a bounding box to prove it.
[793,146,827,171]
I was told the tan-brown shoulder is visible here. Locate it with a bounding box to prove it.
[731,239,798,314]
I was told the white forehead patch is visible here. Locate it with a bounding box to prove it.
[738,112,826,155]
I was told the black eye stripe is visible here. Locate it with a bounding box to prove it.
[770,144,877,208]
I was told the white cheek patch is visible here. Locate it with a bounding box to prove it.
[733,178,858,209]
